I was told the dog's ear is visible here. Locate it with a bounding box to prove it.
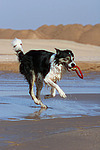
[55,48,61,55]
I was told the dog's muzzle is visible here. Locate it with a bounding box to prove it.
[67,62,76,71]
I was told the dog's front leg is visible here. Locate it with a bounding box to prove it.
[44,87,56,99]
[51,87,56,97]
[44,78,66,98]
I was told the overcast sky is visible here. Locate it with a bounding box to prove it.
[0,0,100,30]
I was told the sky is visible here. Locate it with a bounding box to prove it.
[0,0,100,30]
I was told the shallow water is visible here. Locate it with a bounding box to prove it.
[0,71,100,121]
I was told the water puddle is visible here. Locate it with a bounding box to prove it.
[0,71,100,121]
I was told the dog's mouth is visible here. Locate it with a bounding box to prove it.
[67,67,72,72]
[66,62,76,71]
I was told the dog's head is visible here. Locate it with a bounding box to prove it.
[55,48,76,70]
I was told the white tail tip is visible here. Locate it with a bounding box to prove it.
[11,38,23,52]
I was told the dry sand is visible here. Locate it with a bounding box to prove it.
[0,39,100,72]
[0,39,100,150]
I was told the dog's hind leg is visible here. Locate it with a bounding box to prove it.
[29,73,47,109]
[35,73,43,100]
[29,75,38,103]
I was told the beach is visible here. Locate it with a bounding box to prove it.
[0,116,100,150]
[0,39,100,150]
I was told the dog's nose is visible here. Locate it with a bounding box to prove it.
[71,63,75,67]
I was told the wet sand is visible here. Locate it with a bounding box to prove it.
[0,39,100,150]
[0,61,100,73]
[0,71,100,150]
[0,116,100,150]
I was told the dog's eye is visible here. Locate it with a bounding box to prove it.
[13,45,17,48]
[64,57,70,61]
[67,57,70,60]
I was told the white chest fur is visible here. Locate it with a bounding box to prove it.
[46,63,63,82]
[44,54,64,83]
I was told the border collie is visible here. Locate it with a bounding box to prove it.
[11,38,76,108]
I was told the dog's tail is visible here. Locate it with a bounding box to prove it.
[11,38,24,62]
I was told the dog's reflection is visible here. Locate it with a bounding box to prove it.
[24,107,47,120]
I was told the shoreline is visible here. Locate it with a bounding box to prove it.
[0,61,100,73]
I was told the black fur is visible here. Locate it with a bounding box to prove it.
[16,50,24,62]
[19,50,54,81]
[55,48,74,65]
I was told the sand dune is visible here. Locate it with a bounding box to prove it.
[0,24,100,46]
[79,24,100,45]
[0,29,46,39]
[37,24,92,41]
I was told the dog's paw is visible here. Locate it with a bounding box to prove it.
[44,95,53,99]
[59,92,67,98]
[41,104,48,109]
[34,99,48,109]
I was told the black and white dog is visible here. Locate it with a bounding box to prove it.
[12,38,76,108]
